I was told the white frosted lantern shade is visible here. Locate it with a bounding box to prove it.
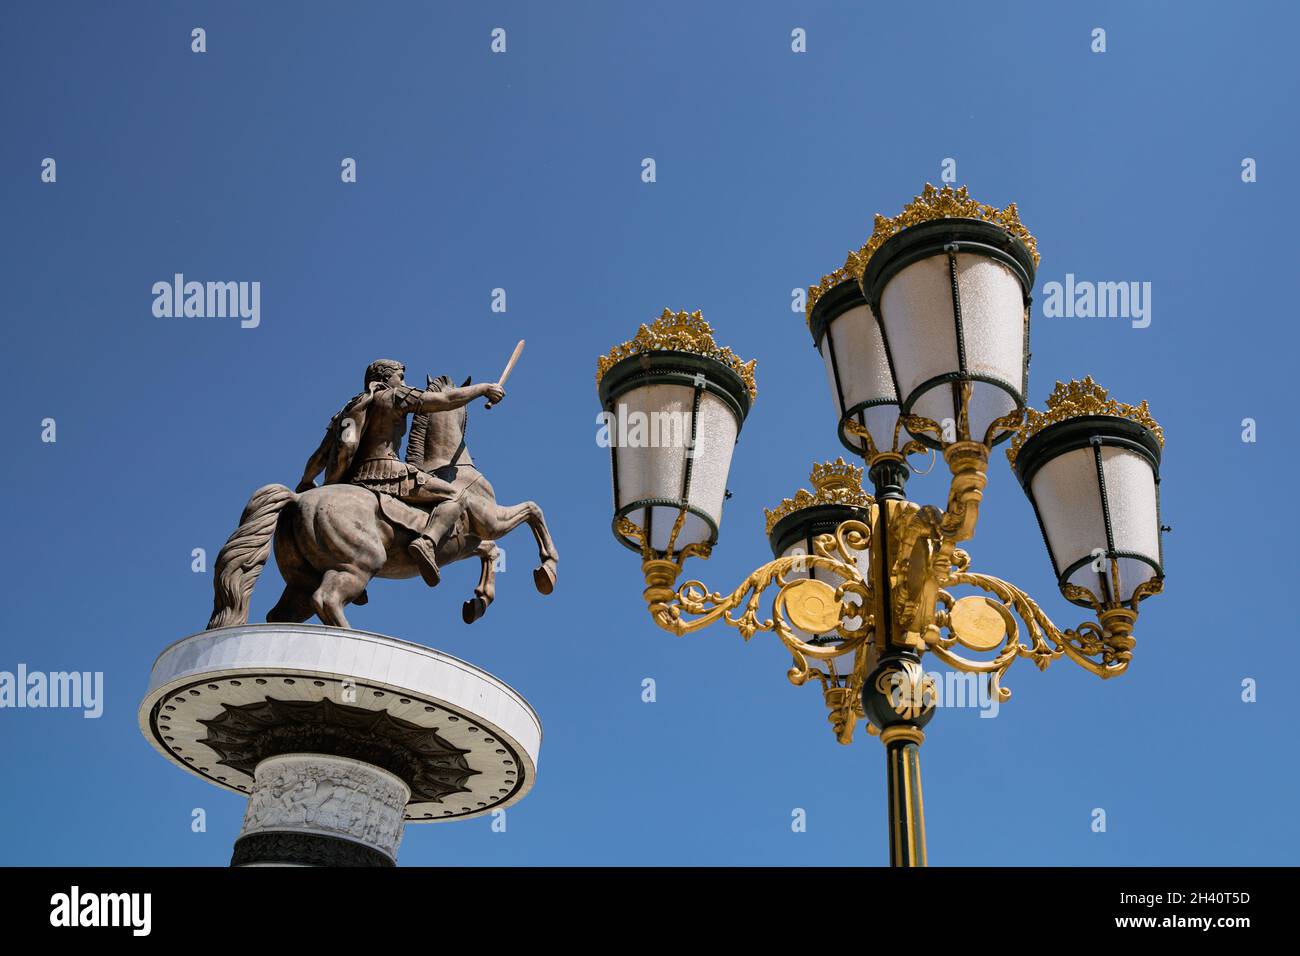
[600,351,752,556]
[1016,418,1163,607]
[1099,449,1161,592]
[879,254,1025,443]
[860,219,1036,448]
[810,280,900,457]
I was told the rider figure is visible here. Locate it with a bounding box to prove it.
[296,359,505,587]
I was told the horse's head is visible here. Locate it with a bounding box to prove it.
[405,374,472,471]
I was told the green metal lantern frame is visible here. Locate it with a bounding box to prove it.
[1012,414,1165,609]
[859,218,1037,450]
[808,277,902,459]
[599,349,752,556]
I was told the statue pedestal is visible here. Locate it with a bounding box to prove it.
[138,624,541,867]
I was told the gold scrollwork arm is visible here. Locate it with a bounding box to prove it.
[844,418,932,464]
[927,565,1140,703]
[640,523,876,695]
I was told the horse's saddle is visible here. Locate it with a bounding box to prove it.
[373,487,472,554]
[375,494,432,537]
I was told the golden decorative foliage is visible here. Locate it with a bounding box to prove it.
[1005,377,1164,466]
[763,457,873,535]
[804,184,1040,327]
[596,308,757,401]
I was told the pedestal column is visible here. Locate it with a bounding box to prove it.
[232,753,410,867]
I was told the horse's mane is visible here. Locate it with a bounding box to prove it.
[405,374,468,466]
[405,409,427,466]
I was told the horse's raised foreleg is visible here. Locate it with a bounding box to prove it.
[462,540,498,624]
[311,567,370,628]
[475,501,558,596]
[524,501,559,595]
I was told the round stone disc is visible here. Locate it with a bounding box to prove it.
[138,624,541,823]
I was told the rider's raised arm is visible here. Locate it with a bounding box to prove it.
[397,382,489,413]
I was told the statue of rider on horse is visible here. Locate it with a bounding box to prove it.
[206,348,558,631]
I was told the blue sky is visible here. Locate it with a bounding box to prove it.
[1,0,1296,866]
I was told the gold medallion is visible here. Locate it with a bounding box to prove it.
[949,596,1010,651]
[783,578,842,634]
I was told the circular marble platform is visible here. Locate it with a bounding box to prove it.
[139,624,541,823]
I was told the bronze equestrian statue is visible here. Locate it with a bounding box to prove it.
[206,357,558,630]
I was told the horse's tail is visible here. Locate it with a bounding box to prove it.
[207,484,296,630]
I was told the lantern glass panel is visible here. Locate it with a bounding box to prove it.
[878,252,1025,442]
[1099,446,1161,597]
[610,380,739,553]
[818,301,899,455]
[1030,444,1160,603]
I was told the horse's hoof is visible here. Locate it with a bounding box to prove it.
[462,597,487,624]
[533,565,556,596]
[354,589,369,607]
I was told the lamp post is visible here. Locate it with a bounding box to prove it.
[594,185,1166,866]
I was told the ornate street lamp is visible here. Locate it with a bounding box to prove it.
[595,185,1167,867]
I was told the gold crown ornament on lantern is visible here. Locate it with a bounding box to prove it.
[806,184,1041,325]
[596,308,757,401]
[1006,377,1164,466]
[764,458,874,535]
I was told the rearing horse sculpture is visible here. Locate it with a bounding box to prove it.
[206,374,558,630]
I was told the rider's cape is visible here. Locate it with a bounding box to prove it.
[322,383,383,485]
